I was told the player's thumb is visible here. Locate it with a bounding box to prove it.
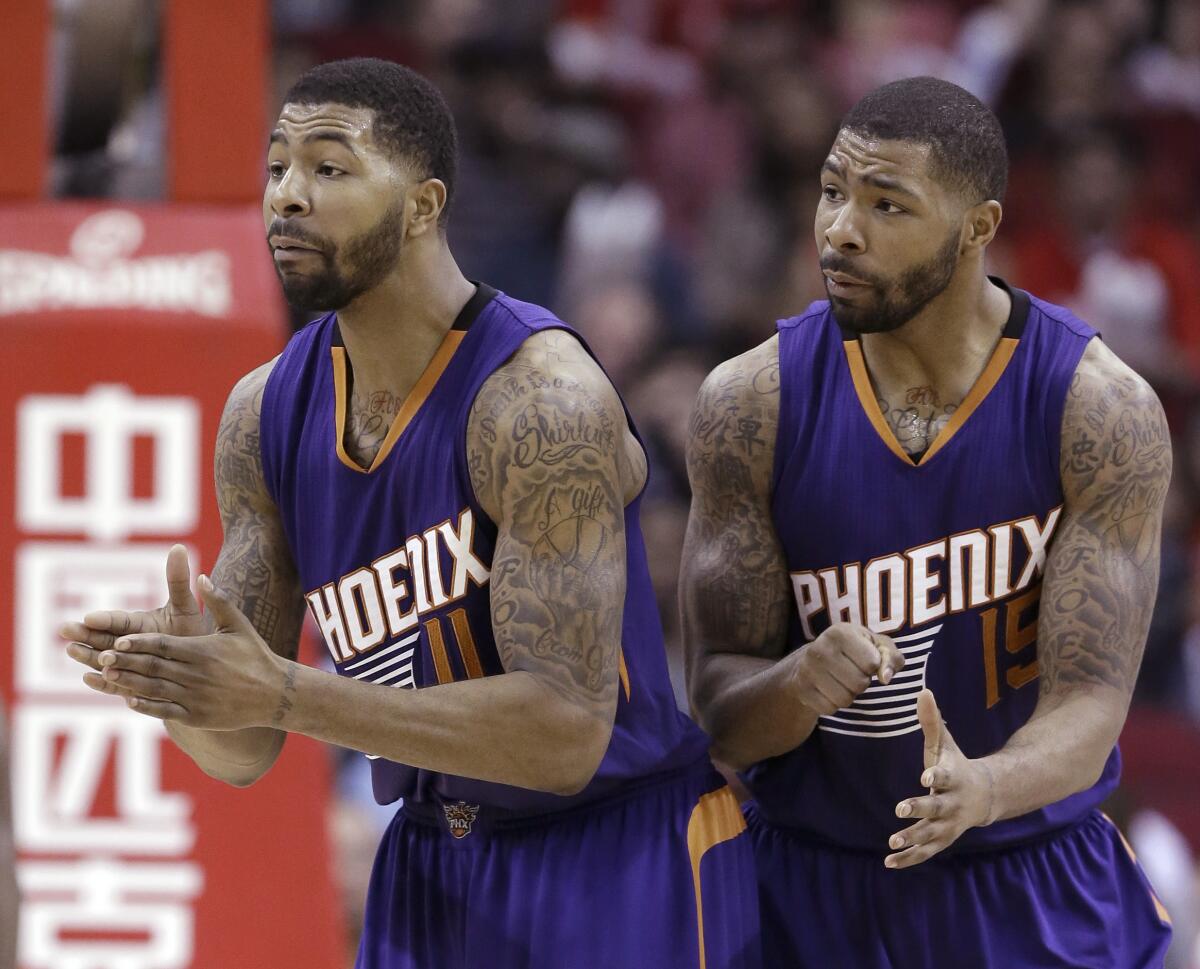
[874,634,905,684]
[917,689,944,765]
[165,544,199,612]
[197,574,253,634]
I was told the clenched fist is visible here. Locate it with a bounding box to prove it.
[787,622,904,716]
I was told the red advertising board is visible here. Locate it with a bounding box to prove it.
[0,203,345,968]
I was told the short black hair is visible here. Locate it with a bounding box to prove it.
[284,58,458,223]
[839,76,1007,204]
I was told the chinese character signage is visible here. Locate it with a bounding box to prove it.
[0,203,345,969]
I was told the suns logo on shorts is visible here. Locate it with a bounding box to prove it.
[443,801,480,839]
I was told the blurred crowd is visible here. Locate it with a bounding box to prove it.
[48,0,1200,964]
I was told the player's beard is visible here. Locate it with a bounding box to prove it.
[271,202,406,313]
[824,228,961,335]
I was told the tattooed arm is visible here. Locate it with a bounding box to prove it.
[972,340,1171,819]
[99,330,631,795]
[165,362,306,783]
[62,360,306,786]
[887,340,1173,860]
[270,330,626,793]
[682,341,902,770]
[0,705,17,969]
[680,342,795,770]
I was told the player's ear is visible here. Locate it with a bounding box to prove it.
[407,178,447,239]
[962,199,1001,254]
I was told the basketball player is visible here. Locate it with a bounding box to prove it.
[681,76,1173,967]
[0,704,16,969]
[61,59,758,969]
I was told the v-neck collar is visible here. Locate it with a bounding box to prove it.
[330,283,497,474]
[840,277,1030,469]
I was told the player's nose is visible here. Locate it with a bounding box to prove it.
[824,203,865,253]
[267,168,311,219]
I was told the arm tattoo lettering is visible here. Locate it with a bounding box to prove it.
[681,345,791,660]
[1038,349,1171,699]
[271,663,298,725]
[469,338,626,721]
[212,363,305,661]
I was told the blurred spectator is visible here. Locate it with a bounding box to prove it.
[628,348,712,500]
[1128,0,1200,120]
[694,42,837,348]
[572,280,664,389]
[1010,123,1200,395]
[1002,0,1130,141]
[626,350,714,707]
[51,0,163,198]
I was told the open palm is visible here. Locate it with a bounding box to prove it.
[61,545,206,674]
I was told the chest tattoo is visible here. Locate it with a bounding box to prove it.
[876,386,959,456]
[345,389,402,466]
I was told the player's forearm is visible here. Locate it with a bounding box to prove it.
[275,663,614,795]
[693,653,817,771]
[977,690,1123,822]
[163,722,285,787]
[162,595,288,787]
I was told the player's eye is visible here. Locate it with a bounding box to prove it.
[822,184,842,201]
[877,199,904,214]
[317,164,343,178]
[268,162,286,179]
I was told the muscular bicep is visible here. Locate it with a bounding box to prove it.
[211,361,305,660]
[680,347,791,670]
[469,338,626,727]
[1038,342,1171,713]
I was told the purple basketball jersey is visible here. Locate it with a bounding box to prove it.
[747,279,1116,851]
[259,284,708,813]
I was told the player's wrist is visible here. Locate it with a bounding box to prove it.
[784,651,821,714]
[972,757,1001,827]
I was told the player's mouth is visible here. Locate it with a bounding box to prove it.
[823,270,871,297]
[271,237,325,267]
[270,235,323,252]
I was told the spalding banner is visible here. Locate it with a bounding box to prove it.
[0,203,345,969]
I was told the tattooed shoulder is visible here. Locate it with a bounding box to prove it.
[468,330,634,519]
[1037,340,1172,699]
[466,329,627,719]
[682,336,789,662]
[212,358,304,659]
[686,335,780,496]
[214,358,276,506]
[1060,340,1172,524]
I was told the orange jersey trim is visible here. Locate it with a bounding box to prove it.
[331,328,467,474]
[686,786,747,969]
[1104,814,1173,926]
[842,336,1019,468]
